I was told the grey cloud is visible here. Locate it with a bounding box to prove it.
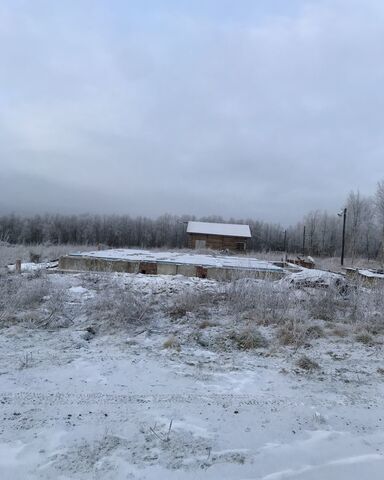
[1,0,384,223]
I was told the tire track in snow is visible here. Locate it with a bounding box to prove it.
[0,391,287,407]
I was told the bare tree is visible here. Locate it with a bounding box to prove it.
[346,191,371,264]
[375,180,384,264]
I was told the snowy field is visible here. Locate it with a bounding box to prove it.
[1,267,384,479]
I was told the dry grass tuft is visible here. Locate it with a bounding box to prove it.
[276,318,325,348]
[276,319,306,347]
[163,335,180,350]
[230,327,268,350]
[355,332,374,346]
[0,275,50,326]
[198,319,215,329]
[168,290,218,320]
[305,324,325,339]
[331,326,349,337]
[296,355,320,371]
[168,306,187,319]
[89,285,152,330]
[308,288,340,322]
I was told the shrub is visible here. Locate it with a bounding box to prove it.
[308,287,340,321]
[198,319,216,329]
[355,332,374,346]
[331,326,348,337]
[296,355,320,371]
[89,285,152,330]
[226,278,290,323]
[168,290,217,319]
[305,324,325,339]
[168,305,188,319]
[29,252,41,263]
[39,287,73,328]
[18,277,49,308]
[230,327,268,350]
[0,275,49,325]
[163,335,180,350]
[346,286,371,324]
[276,318,307,347]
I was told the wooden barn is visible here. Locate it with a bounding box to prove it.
[186,221,251,252]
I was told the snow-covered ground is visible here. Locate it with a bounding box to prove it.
[358,269,384,279]
[1,271,384,479]
[7,261,58,273]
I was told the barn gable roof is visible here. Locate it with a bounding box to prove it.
[186,221,251,238]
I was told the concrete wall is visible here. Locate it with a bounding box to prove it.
[58,255,284,281]
[157,263,178,275]
[176,264,197,277]
[58,256,139,273]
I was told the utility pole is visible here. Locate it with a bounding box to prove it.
[283,230,287,261]
[340,207,347,266]
[302,226,306,256]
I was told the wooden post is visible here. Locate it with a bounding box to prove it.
[341,208,347,266]
[15,259,21,274]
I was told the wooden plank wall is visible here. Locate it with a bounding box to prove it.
[188,233,247,251]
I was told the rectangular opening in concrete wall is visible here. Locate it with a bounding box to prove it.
[196,266,208,278]
[139,262,158,275]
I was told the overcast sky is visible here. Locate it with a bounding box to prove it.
[1,0,384,224]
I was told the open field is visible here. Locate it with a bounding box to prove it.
[0,244,96,273]
[1,243,384,479]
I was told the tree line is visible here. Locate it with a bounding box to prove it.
[1,181,384,260]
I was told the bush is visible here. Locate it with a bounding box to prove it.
[39,287,73,328]
[168,289,218,319]
[331,326,348,337]
[355,332,374,345]
[308,287,340,321]
[305,324,325,339]
[198,319,216,329]
[89,285,152,330]
[276,317,325,348]
[296,355,320,371]
[163,335,180,350]
[0,275,49,325]
[29,252,41,263]
[226,278,289,323]
[276,318,307,347]
[230,327,268,350]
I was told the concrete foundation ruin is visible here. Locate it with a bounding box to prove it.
[58,248,290,281]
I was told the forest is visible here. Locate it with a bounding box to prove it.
[1,182,384,260]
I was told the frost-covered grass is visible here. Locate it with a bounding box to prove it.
[1,266,384,478]
[2,266,384,350]
[0,243,96,269]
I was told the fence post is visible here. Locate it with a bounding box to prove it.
[15,259,21,274]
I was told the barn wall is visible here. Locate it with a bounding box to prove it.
[188,233,247,251]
